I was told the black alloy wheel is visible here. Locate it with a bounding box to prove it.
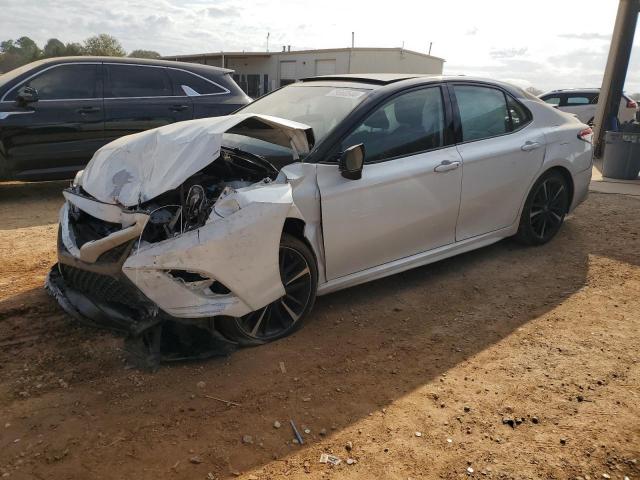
[219,234,317,346]
[515,170,570,245]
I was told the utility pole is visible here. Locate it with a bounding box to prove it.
[592,0,640,159]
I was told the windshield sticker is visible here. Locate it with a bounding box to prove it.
[325,89,366,99]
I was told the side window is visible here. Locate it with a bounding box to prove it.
[566,95,591,105]
[453,85,509,142]
[7,64,99,101]
[105,65,172,98]
[167,69,227,96]
[542,95,561,105]
[506,95,532,130]
[341,87,445,163]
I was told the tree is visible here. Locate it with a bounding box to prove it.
[64,42,85,56]
[0,36,41,72]
[43,38,66,57]
[83,34,125,56]
[526,86,543,96]
[129,49,161,59]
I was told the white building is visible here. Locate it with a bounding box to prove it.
[164,47,445,97]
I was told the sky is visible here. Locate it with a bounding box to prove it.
[1,0,639,93]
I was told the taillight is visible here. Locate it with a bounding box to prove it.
[578,127,593,143]
[626,99,637,109]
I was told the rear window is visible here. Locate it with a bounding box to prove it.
[168,69,227,96]
[105,64,172,98]
[566,95,591,105]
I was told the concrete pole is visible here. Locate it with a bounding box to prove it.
[593,0,639,160]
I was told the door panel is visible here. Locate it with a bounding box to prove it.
[0,63,104,179]
[103,64,193,142]
[317,146,462,280]
[0,99,105,178]
[455,129,545,240]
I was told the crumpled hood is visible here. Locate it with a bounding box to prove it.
[81,113,314,207]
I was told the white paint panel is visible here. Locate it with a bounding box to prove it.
[315,59,336,76]
[280,61,297,79]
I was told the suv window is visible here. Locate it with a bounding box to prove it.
[506,95,532,130]
[566,95,591,105]
[105,64,172,98]
[341,87,445,162]
[7,64,99,101]
[453,85,510,142]
[542,95,561,105]
[168,69,227,96]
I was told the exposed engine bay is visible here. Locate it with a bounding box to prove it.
[46,114,315,370]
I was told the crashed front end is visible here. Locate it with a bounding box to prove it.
[46,114,313,367]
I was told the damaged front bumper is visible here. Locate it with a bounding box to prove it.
[47,181,295,344]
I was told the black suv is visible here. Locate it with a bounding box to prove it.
[0,57,250,181]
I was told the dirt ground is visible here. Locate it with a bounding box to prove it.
[0,181,638,480]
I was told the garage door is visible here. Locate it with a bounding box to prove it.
[280,61,297,79]
[315,59,336,76]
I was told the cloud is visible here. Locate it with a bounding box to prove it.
[558,32,611,41]
[466,27,478,36]
[202,6,240,17]
[489,47,528,59]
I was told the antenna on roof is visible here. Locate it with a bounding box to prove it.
[351,32,354,48]
[428,42,432,55]
[266,32,270,52]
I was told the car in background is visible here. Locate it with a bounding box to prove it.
[539,88,637,126]
[0,57,251,181]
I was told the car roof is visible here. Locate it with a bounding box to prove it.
[299,74,530,99]
[0,56,232,87]
[541,88,600,95]
[300,73,433,85]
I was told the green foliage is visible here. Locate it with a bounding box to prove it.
[64,42,85,56]
[83,34,126,57]
[128,49,161,59]
[43,38,66,57]
[0,34,161,73]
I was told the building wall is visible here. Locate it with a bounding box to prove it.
[175,48,444,97]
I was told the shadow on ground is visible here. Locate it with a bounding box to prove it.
[0,193,638,479]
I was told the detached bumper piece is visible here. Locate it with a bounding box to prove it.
[46,260,237,370]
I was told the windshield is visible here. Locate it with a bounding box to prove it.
[224,84,372,169]
[239,84,371,143]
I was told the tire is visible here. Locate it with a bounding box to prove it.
[514,170,570,246]
[218,233,318,346]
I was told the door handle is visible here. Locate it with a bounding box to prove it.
[76,106,101,114]
[170,104,190,112]
[434,160,461,172]
[521,141,542,151]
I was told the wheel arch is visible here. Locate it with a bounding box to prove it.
[544,165,575,207]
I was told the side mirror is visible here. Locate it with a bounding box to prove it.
[339,143,365,180]
[16,86,39,105]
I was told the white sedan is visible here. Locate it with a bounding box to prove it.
[47,74,593,362]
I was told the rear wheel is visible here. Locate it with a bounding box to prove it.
[515,170,570,245]
[218,234,317,346]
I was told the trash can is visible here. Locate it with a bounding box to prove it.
[602,130,640,180]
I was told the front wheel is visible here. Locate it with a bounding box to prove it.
[514,170,570,245]
[218,234,318,346]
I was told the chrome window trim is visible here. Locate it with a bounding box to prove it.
[1,62,102,102]
[0,61,231,102]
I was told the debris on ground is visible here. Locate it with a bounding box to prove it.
[319,453,342,466]
[290,420,304,445]
[273,421,281,429]
[242,435,253,445]
[189,455,203,464]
